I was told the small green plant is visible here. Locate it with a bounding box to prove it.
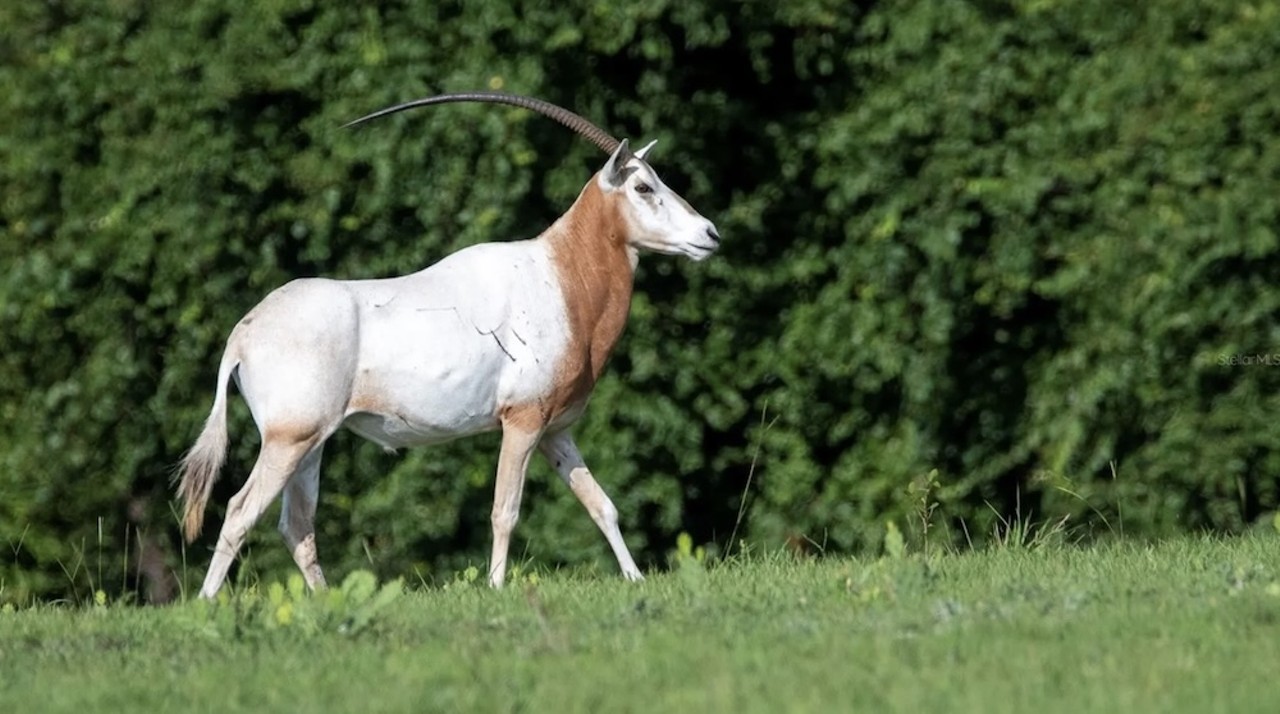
[842,562,893,605]
[671,532,709,598]
[883,521,906,560]
[986,497,1071,552]
[908,469,941,555]
[442,562,542,590]
[459,565,481,584]
[192,569,403,639]
[673,532,707,566]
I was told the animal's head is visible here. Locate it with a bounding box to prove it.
[345,91,720,261]
[596,139,719,261]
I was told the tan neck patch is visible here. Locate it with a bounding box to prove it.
[503,177,636,432]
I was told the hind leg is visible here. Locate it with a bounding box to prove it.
[279,444,327,590]
[539,431,643,581]
[200,283,357,599]
[198,431,322,599]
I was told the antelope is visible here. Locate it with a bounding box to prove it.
[176,92,721,598]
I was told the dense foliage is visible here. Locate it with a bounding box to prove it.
[2,0,1277,601]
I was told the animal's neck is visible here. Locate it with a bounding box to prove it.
[544,180,636,379]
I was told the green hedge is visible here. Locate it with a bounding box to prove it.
[2,0,1277,602]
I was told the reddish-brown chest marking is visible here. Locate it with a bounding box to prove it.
[529,179,635,428]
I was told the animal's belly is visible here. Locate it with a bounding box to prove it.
[342,409,499,451]
[342,335,510,450]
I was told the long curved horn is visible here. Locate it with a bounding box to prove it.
[342,91,621,155]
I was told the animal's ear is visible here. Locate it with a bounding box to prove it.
[600,139,637,189]
[634,139,658,160]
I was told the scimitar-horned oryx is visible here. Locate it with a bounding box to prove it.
[176,92,721,598]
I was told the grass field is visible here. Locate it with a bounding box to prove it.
[3,534,1279,713]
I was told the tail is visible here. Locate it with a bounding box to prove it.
[176,351,238,542]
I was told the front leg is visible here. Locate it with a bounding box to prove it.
[489,421,542,588]
[538,430,644,581]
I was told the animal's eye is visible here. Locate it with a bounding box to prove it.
[634,182,653,195]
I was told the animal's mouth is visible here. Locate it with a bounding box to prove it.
[687,241,720,261]
[690,226,721,260]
